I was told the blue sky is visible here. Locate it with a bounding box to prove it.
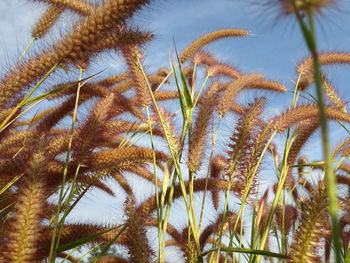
[2,0,350,109]
[2,0,350,260]
[2,0,350,224]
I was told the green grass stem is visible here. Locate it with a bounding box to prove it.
[48,67,83,262]
[291,1,342,261]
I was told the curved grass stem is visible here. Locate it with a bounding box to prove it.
[290,1,342,262]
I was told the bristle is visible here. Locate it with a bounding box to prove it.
[148,74,170,85]
[180,29,249,63]
[210,155,226,210]
[268,142,280,164]
[122,45,151,107]
[229,103,246,115]
[180,226,196,262]
[0,130,34,154]
[275,204,298,235]
[297,52,350,90]
[338,163,350,175]
[298,52,350,73]
[183,66,194,87]
[89,147,168,171]
[153,91,179,101]
[32,5,64,38]
[214,211,241,236]
[217,74,264,116]
[91,30,154,54]
[297,177,315,194]
[286,119,319,182]
[323,78,347,113]
[256,189,268,228]
[35,95,90,133]
[56,253,80,263]
[103,120,162,138]
[0,0,150,106]
[274,104,350,133]
[1,1,347,261]
[152,108,180,155]
[288,185,329,263]
[73,94,115,164]
[242,119,275,199]
[113,172,134,201]
[207,63,241,79]
[192,51,217,66]
[136,178,239,218]
[36,224,121,258]
[34,0,95,16]
[247,79,286,93]
[124,199,154,263]
[225,98,265,200]
[113,79,134,93]
[98,256,129,263]
[97,73,130,87]
[297,156,308,177]
[188,81,219,173]
[2,149,46,262]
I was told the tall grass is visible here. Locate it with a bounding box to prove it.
[0,0,350,262]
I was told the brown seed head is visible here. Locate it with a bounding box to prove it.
[32,5,64,38]
[218,74,264,116]
[279,0,334,15]
[187,81,219,173]
[210,155,227,209]
[180,29,249,63]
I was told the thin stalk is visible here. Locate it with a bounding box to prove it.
[212,128,277,263]
[62,171,108,219]
[92,225,127,263]
[249,195,260,259]
[187,107,200,254]
[118,119,140,148]
[290,1,342,261]
[145,105,162,262]
[228,130,277,263]
[281,188,286,261]
[0,173,23,195]
[193,73,210,108]
[2,99,43,135]
[57,164,81,226]
[0,61,61,133]
[136,57,203,262]
[198,116,222,232]
[48,67,83,262]
[59,245,81,263]
[188,70,212,238]
[78,243,103,262]
[0,202,15,214]
[209,175,233,263]
[160,115,191,260]
[253,130,293,263]
[238,206,245,263]
[337,120,350,135]
[161,171,178,260]
[191,63,197,96]
[160,59,191,262]
[10,37,35,72]
[291,69,303,108]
